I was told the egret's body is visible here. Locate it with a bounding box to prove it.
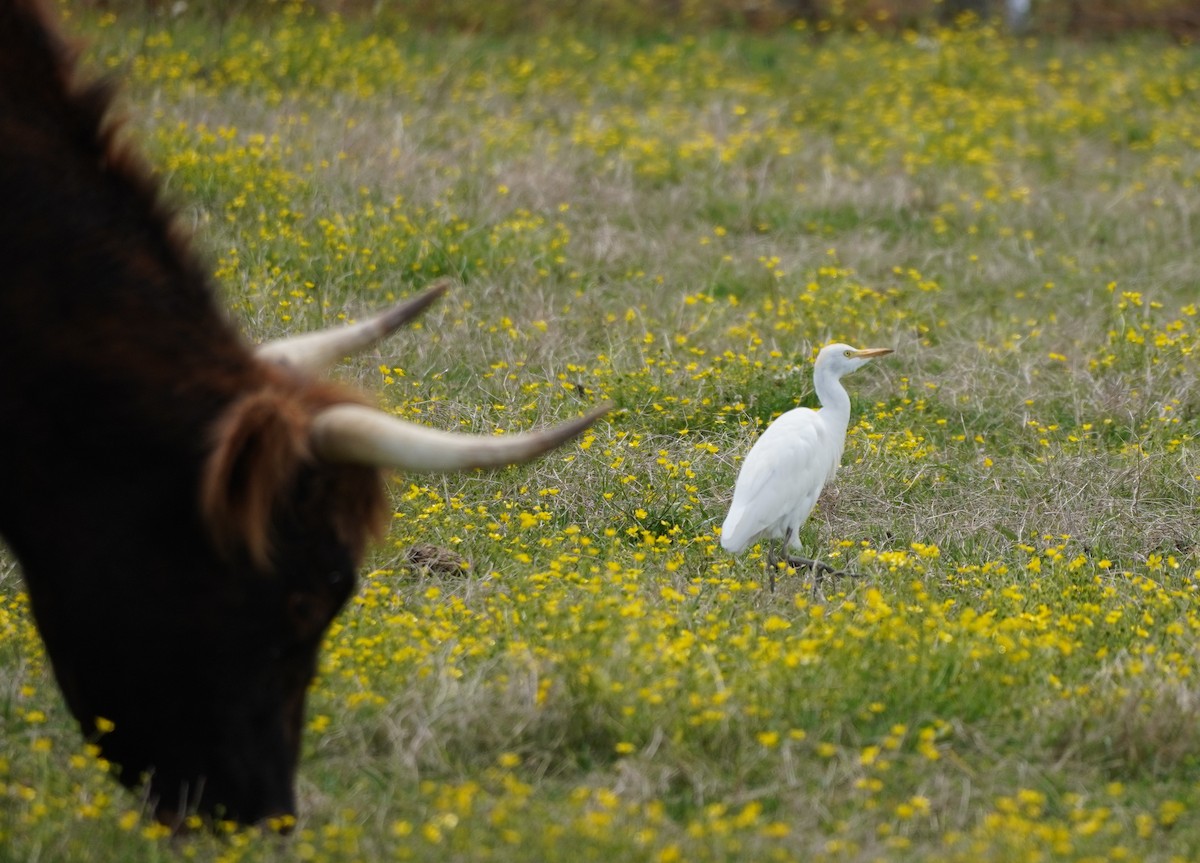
[721,343,893,587]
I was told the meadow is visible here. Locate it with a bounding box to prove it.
[1,4,1199,861]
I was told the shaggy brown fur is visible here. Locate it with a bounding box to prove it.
[202,375,388,570]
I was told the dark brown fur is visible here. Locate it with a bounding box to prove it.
[0,0,387,824]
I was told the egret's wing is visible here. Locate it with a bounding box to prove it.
[720,409,833,552]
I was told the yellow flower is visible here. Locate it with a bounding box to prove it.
[756,731,780,748]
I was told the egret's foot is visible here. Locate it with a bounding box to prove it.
[783,556,865,586]
[764,555,861,592]
[782,555,836,576]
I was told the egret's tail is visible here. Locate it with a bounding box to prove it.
[719,506,752,553]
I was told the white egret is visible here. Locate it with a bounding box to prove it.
[720,343,894,590]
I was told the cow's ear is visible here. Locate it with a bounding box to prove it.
[201,391,310,568]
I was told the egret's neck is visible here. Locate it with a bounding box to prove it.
[813,364,852,432]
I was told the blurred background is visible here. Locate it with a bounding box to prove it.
[73,0,1200,39]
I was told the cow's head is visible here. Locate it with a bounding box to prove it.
[30,283,604,826]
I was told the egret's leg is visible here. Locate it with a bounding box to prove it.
[764,528,825,591]
[764,535,786,593]
[764,530,803,592]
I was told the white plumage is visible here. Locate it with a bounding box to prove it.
[719,405,843,554]
[721,343,893,587]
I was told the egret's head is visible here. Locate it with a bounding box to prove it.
[816,343,895,377]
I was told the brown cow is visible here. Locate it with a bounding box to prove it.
[0,0,604,826]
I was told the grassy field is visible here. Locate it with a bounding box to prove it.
[2,4,1199,861]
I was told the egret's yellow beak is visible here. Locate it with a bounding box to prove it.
[851,347,895,359]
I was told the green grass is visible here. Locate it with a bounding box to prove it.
[1,5,1199,861]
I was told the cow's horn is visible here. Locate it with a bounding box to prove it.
[309,403,610,471]
[256,279,450,373]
